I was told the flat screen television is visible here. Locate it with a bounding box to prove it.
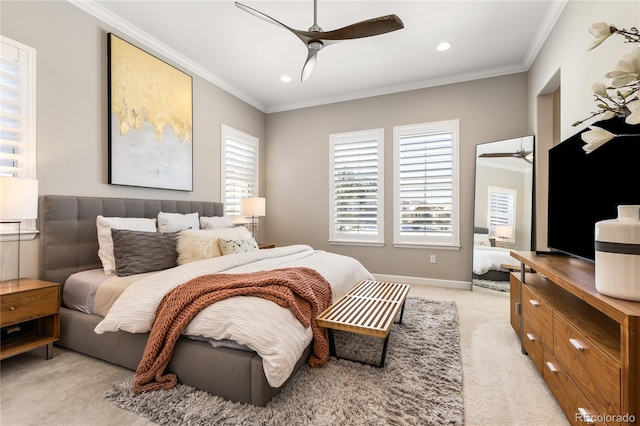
[547,117,640,261]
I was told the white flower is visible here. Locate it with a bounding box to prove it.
[626,99,640,125]
[601,110,616,120]
[581,126,616,153]
[587,22,613,50]
[591,82,609,98]
[605,47,640,88]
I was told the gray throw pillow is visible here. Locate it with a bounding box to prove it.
[111,229,178,277]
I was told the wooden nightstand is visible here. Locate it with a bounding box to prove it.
[1,279,60,360]
[258,244,275,249]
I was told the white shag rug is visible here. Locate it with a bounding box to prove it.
[104,297,463,426]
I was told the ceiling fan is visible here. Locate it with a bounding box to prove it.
[235,0,404,82]
[479,147,534,164]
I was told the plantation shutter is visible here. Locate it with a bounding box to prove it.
[393,120,459,248]
[329,129,383,245]
[0,39,34,178]
[222,126,258,216]
[488,186,516,241]
[398,130,453,236]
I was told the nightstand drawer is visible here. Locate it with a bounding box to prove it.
[553,313,620,416]
[1,287,59,327]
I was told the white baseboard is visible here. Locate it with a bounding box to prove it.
[372,273,472,291]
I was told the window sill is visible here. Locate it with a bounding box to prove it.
[0,230,39,242]
[329,240,384,247]
[392,242,460,250]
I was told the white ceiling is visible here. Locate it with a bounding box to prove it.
[73,0,565,113]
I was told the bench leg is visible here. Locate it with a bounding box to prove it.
[396,301,406,325]
[328,328,336,357]
[379,334,391,368]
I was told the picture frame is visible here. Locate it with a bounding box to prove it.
[108,33,193,191]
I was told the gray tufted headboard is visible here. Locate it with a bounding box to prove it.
[39,195,224,285]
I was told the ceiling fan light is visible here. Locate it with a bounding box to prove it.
[280,75,292,82]
[436,41,451,51]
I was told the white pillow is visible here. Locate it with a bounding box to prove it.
[157,212,199,233]
[177,227,252,265]
[474,233,492,247]
[218,238,259,255]
[200,216,233,229]
[96,215,157,274]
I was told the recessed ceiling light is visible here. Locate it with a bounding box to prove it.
[280,75,292,83]
[436,42,452,52]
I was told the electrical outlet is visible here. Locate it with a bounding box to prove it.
[430,255,436,264]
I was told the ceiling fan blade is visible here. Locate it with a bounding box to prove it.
[301,49,318,82]
[308,15,404,41]
[235,2,295,33]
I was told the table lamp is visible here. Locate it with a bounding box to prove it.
[240,197,265,240]
[0,177,39,283]
[495,225,513,248]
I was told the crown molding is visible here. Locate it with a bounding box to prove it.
[523,0,568,68]
[266,62,528,113]
[67,0,267,112]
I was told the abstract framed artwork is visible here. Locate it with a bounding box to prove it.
[108,33,193,191]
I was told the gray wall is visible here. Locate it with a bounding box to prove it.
[1,1,266,278]
[527,0,639,250]
[265,73,529,283]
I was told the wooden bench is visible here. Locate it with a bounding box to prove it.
[316,279,410,367]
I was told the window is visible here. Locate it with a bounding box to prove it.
[393,120,459,249]
[1,36,37,237]
[329,129,384,245]
[221,125,258,216]
[487,186,516,245]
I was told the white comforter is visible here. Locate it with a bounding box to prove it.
[472,245,513,275]
[94,245,373,387]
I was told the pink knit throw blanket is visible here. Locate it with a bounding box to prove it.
[132,267,333,393]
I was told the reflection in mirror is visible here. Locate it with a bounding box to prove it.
[472,135,535,291]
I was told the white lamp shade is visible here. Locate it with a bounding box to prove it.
[495,225,513,239]
[0,177,39,220]
[240,197,265,217]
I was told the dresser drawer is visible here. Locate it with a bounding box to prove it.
[522,285,554,350]
[543,349,610,425]
[1,287,59,327]
[522,320,544,375]
[553,313,621,416]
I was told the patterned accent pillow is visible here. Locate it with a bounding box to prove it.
[111,229,178,276]
[96,215,157,274]
[176,227,253,265]
[157,212,199,233]
[218,238,259,255]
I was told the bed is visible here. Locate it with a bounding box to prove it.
[472,226,513,282]
[40,195,373,406]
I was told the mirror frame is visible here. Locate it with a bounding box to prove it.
[472,135,536,286]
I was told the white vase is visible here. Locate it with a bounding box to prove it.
[595,205,640,302]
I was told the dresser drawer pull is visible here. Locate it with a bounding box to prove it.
[545,362,557,373]
[569,338,585,351]
[526,333,536,341]
[577,407,596,424]
[528,299,541,307]
[9,306,16,311]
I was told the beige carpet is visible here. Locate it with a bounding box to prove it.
[0,285,568,426]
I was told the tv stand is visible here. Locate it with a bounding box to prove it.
[509,251,639,425]
[534,250,567,256]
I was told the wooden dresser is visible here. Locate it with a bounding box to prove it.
[1,279,60,360]
[510,251,639,426]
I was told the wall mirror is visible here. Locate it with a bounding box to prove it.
[472,135,535,290]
